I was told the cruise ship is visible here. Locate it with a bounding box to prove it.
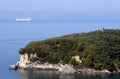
[16,18,32,22]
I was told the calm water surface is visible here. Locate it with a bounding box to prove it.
[0,22,120,79]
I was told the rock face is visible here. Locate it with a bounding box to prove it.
[9,64,18,70]
[72,55,82,63]
[9,53,111,74]
[18,53,31,68]
[77,68,110,74]
[58,64,76,74]
[12,53,76,74]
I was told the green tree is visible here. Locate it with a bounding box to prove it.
[83,55,94,68]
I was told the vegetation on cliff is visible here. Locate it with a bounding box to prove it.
[19,29,120,72]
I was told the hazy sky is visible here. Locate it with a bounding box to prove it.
[0,0,120,17]
[0,0,119,12]
[0,0,120,40]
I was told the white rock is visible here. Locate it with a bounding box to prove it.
[9,64,18,70]
[72,55,82,63]
[101,69,110,73]
[58,64,76,74]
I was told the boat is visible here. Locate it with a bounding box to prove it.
[16,18,32,22]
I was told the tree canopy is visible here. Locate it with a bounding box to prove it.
[19,29,120,72]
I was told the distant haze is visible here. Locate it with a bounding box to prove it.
[0,0,120,39]
[0,0,120,22]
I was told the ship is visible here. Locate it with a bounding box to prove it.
[16,18,32,22]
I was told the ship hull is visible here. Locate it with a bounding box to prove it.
[16,18,32,21]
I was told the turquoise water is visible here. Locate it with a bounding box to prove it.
[0,22,120,79]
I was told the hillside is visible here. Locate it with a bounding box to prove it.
[19,29,120,72]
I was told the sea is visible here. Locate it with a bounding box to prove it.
[0,20,120,79]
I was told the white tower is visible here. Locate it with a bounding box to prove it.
[101,27,105,32]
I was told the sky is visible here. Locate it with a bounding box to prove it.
[0,0,119,12]
[0,0,120,39]
[0,0,120,18]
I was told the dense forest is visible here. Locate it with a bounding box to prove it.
[19,29,120,72]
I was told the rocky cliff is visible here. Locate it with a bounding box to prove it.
[10,29,120,74]
[10,53,76,74]
[10,53,111,74]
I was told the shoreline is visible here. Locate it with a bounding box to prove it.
[9,62,113,74]
[9,53,115,74]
